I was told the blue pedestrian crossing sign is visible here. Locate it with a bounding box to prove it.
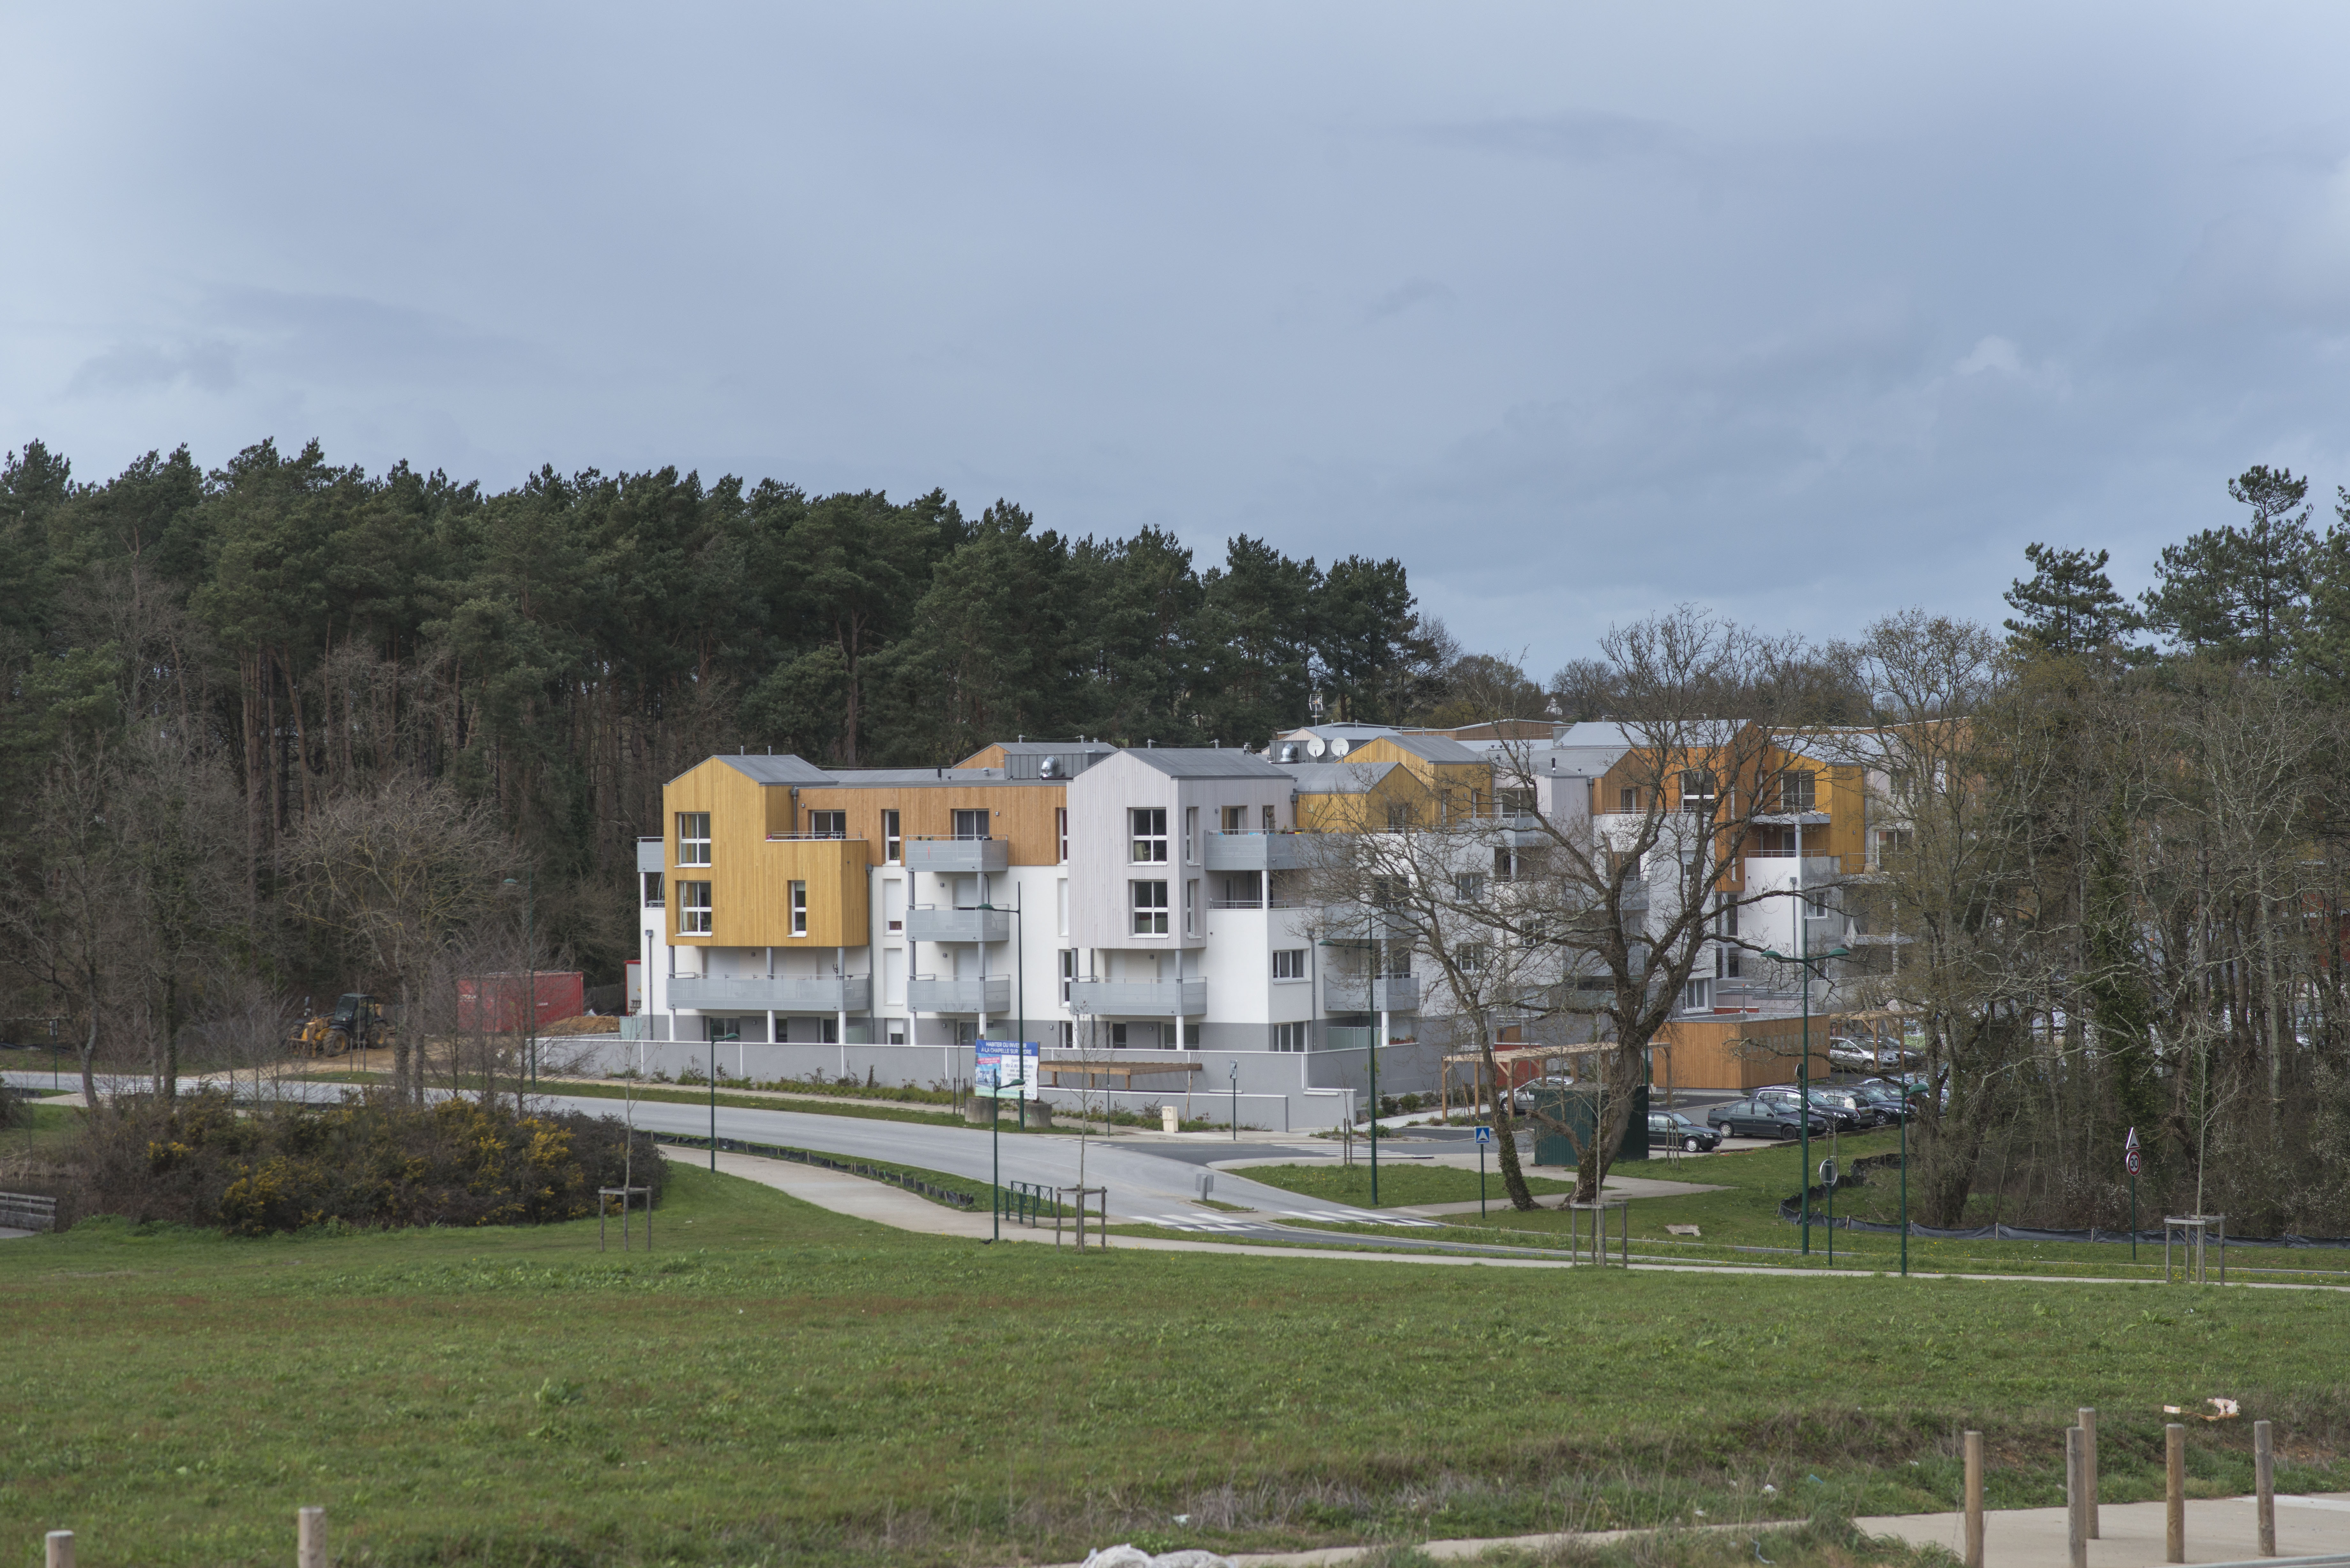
[1474,1125,1493,1146]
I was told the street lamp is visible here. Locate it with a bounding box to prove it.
[1759,935,1850,1260]
[1229,1060,1239,1142]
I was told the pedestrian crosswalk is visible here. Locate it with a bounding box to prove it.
[1132,1208,1445,1233]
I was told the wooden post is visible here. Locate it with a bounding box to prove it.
[2067,1427,2088,1568]
[1964,1430,1984,1568]
[2256,1419,2276,1557]
[2080,1406,2099,1539]
[2166,1422,2187,1564]
[299,1505,325,1568]
[44,1531,73,1568]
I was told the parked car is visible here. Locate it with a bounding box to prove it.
[1705,1097,1830,1140]
[1509,1075,1576,1114]
[1755,1084,1869,1132]
[1826,1036,1879,1071]
[1806,1086,1889,1127]
[1849,1081,1913,1120]
[1648,1110,1721,1152]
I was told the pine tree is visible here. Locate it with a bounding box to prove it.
[2141,465,2315,672]
[2002,542,2138,654]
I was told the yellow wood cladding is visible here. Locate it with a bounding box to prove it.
[663,761,870,948]
[1294,767,1435,833]
[792,783,1066,865]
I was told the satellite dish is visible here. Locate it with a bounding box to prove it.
[1038,756,1063,779]
[1276,741,1302,763]
[1330,736,1351,758]
[1306,736,1328,759]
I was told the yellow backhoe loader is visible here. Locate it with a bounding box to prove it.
[289,993,394,1059]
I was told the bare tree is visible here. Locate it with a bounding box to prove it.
[284,777,517,1101]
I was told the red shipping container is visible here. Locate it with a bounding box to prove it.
[458,972,585,1033]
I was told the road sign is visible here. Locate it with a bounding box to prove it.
[2126,1126,2140,1152]
[1818,1157,1838,1187]
[1474,1125,1493,1147]
[2126,1149,2142,1175]
[974,1040,1039,1098]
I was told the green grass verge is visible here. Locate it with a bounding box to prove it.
[293,1071,1005,1132]
[4,1158,2345,1568]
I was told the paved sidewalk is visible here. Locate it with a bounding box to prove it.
[1856,1490,2350,1566]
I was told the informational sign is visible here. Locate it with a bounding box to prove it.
[974,1040,1040,1099]
[1474,1125,1493,1147]
[1818,1158,1838,1187]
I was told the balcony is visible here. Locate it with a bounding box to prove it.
[636,837,664,874]
[1323,974,1420,1013]
[1203,831,1310,872]
[904,905,1012,943]
[666,974,872,1012]
[905,836,1009,873]
[907,975,1012,1014]
[1067,978,1208,1017]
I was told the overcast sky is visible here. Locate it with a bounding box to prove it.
[6,4,2350,676]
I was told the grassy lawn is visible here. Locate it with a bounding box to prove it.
[293,1071,1007,1133]
[4,1152,2347,1568]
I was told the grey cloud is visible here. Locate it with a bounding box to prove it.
[1420,109,1681,165]
[65,340,238,397]
[1364,278,1450,322]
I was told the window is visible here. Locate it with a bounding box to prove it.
[1222,805,1246,832]
[677,812,711,866]
[1498,787,1534,816]
[1111,1022,1129,1049]
[1272,1021,1308,1052]
[1181,1023,1200,1049]
[678,881,712,935]
[1493,847,1521,881]
[952,808,989,840]
[789,880,808,936]
[1183,879,1199,936]
[1386,802,1412,832]
[1779,771,1816,813]
[1059,949,1077,1002]
[1876,828,1914,863]
[641,871,665,907]
[1262,803,1275,832]
[1272,948,1308,980]
[1618,788,1639,813]
[1680,771,1717,816]
[1130,807,1167,863]
[1682,978,1712,1013]
[807,810,846,838]
[886,1020,907,1045]
[1055,807,1068,863]
[1458,943,1490,973]
[1131,880,1169,935]
[1185,806,1198,863]
[1454,873,1486,902]
[821,1016,840,1044]
[883,809,902,862]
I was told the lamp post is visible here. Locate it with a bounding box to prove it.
[978,897,1025,1128]
[1760,928,1850,1260]
[1229,1060,1239,1141]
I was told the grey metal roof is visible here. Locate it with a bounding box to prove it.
[1124,747,1292,780]
[1273,760,1400,794]
[1376,733,1485,764]
[707,754,836,786]
[818,767,1063,788]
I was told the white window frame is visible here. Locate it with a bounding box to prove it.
[790,880,808,936]
[883,809,902,863]
[641,871,665,907]
[1184,879,1199,936]
[1131,879,1169,936]
[678,880,713,935]
[952,808,989,840]
[1272,948,1307,981]
[1185,806,1198,863]
[1130,807,1167,863]
[677,812,711,866]
[1272,1021,1308,1052]
[1055,807,1068,863]
[807,809,846,839]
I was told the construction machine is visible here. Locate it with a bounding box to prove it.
[289,993,394,1059]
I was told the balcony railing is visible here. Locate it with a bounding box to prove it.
[904,905,1012,942]
[1067,978,1208,1017]
[765,831,864,841]
[666,974,872,1012]
[1203,831,1309,872]
[1323,974,1420,1013]
[904,836,1009,873]
[906,974,1011,1014]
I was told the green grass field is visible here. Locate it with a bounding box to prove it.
[4,1144,2346,1568]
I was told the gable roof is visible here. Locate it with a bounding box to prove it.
[1275,760,1403,794]
[701,753,836,787]
[1123,747,1292,780]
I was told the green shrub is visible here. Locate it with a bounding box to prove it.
[68,1088,664,1235]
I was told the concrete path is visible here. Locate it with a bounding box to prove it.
[1856,1490,2350,1566]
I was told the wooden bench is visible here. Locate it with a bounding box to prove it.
[0,1192,58,1232]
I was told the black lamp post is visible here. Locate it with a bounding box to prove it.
[1759,936,1850,1258]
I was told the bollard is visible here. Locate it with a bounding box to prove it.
[45,1531,73,1568]
[1964,1430,1985,1568]
[2080,1406,2099,1539]
[2067,1427,2088,1568]
[2256,1419,2276,1557]
[2166,1422,2187,1564]
[299,1505,325,1568]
